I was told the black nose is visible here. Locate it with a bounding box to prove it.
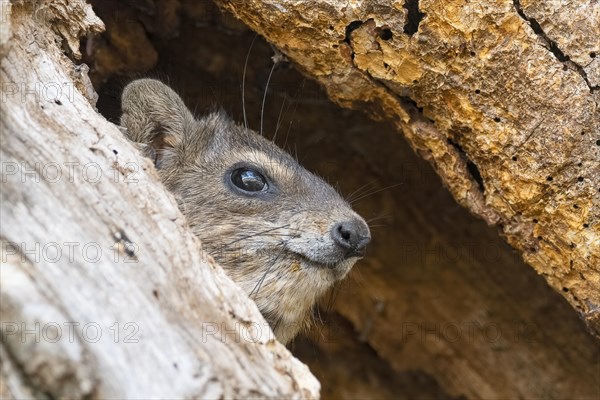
[331,219,371,258]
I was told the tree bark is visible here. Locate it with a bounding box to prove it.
[74,1,599,398]
[214,0,600,337]
[0,1,319,398]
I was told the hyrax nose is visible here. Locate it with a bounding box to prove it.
[331,219,371,258]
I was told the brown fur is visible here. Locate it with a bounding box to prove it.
[120,79,370,344]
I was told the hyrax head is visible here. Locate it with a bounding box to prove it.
[121,79,370,343]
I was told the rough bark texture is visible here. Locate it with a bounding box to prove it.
[0,1,319,398]
[212,0,600,337]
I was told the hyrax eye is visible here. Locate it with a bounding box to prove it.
[230,168,268,192]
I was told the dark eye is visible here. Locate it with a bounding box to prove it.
[230,168,268,192]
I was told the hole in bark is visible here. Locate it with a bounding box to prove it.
[577,177,584,182]
[583,223,589,228]
[54,99,62,105]
[113,149,118,155]
[595,139,600,146]
[377,28,393,41]
[577,162,582,167]
[470,51,476,56]
[475,89,481,94]
[345,20,364,43]
[546,176,553,182]
[591,52,597,58]
[573,204,579,209]
[511,156,517,161]
[562,287,569,292]
[153,289,159,299]
[329,25,334,30]
[447,139,484,192]
[403,0,425,36]
[403,96,424,112]
[467,161,484,191]
[493,117,501,122]
[532,219,538,223]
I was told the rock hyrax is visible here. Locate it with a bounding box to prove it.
[120,79,370,344]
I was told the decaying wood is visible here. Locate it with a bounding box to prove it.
[0,1,319,398]
[72,1,599,398]
[214,0,600,337]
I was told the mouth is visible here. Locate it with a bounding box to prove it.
[285,250,334,269]
[288,249,361,272]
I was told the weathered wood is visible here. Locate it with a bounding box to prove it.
[77,1,600,398]
[0,1,319,398]
[214,0,600,337]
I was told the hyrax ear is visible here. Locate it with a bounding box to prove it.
[120,79,194,169]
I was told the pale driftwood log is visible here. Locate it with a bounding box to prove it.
[214,0,600,337]
[0,1,319,398]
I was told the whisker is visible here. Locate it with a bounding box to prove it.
[271,96,286,143]
[260,57,278,137]
[366,224,386,229]
[348,183,403,204]
[250,244,287,298]
[273,74,304,147]
[345,180,380,203]
[365,215,391,224]
[250,262,273,298]
[223,224,292,246]
[242,34,258,129]
[219,234,296,249]
[283,78,306,150]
